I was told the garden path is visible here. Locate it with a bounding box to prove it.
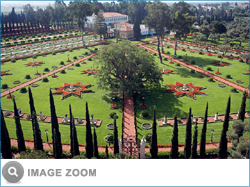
[122,97,138,158]
[138,43,249,94]
[1,53,97,97]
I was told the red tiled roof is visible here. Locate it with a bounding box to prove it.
[93,12,128,18]
[119,26,133,31]
[107,31,113,34]
[115,22,133,26]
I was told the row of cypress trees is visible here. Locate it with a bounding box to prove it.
[1,88,120,159]
[149,92,247,159]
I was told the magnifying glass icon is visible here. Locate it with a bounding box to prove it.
[8,167,18,177]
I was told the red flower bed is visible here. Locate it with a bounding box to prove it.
[52,74,58,78]
[7,94,14,98]
[77,49,80,50]
[82,61,86,64]
[199,75,204,78]
[215,72,221,75]
[43,55,46,57]
[208,54,212,56]
[110,104,118,109]
[184,59,188,61]
[1,62,4,65]
[169,61,174,64]
[140,104,147,108]
[34,72,41,75]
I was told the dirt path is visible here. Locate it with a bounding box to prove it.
[122,97,138,157]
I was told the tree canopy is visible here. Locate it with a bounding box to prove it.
[95,40,163,96]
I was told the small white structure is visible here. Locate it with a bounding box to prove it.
[38,111,45,121]
[63,114,69,123]
[140,137,146,159]
[213,112,221,121]
[118,137,122,153]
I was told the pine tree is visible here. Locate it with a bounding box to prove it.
[93,128,99,158]
[218,96,231,159]
[150,109,158,158]
[85,102,93,159]
[1,109,12,159]
[49,90,62,158]
[113,118,119,154]
[170,115,179,159]
[31,111,43,151]
[13,98,26,152]
[191,120,198,159]
[238,92,246,122]
[69,104,79,157]
[105,145,109,159]
[200,103,208,158]
[184,108,192,159]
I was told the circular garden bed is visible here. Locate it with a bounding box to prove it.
[31,84,39,87]
[236,80,244,84]
[141,123,152,130]
[218,84,226,88]
[106,123,114,130]
[13,80,21,84]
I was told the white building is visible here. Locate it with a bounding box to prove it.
[86,12,128,28]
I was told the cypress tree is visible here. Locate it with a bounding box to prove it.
[200,103,208,158]
[170,115,179,159]
[49,90,62,158]
[218,96,231,159]
[53,128,60,159]
[184,108,192,159]
[13,98,26,152]
[93,128,99,158]
[238,92,246,122]
[69,104,79,157]
[85,102,93,159]
[1,109,12,159]
[113,118,119,154]
[150,109,158,158]
[191,120,198,159]
[31,111,43,150]
[105,145,109,159]
[28,87,36,124]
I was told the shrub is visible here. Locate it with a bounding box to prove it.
[75,63,80,67]
[59,61,64,65]
[167,46,170,48]
[5,38,9,41]
[208,77,213,82]
[19,150,49,159]
[226,74,231,78]
[59,35,62,38]
[218,55,222,58]
[14,41,18,45]
[41,38,45,41]
[47,37,51,40]
[75,34,78,36]
[178,55,182,59]
[2,84,8,89]
[95,48,98,51]
[191,69,195,73]
[73,56,77,59]
[164,58,168,61]
[166,51,170,55]
[199,51,203,55]
[42,77,49,82]
[33,55,37,59]
[52,52,56,55]
[231,88,237,92]
[191,60,195,64]
[25,75,31,79]
[239,59,243,62]
[206,67,212,71]
[69,49,73,52]
[11,59,16,63]
[28,39,32,43]
[21,40,25,44]
[145,133,152,142]
[109,112,117,118]
[20,87,27,93]
[153,53,157,56]
[88,58,92,61]
[44,68,50,72]
[176,63,180,66]
[34,39,39,42]
[182,48,186,51]
[141,111,149,118]
[37,34,41,37]
[60,69,66,74]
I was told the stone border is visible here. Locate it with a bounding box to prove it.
[141,123,152,130]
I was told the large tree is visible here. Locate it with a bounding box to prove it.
[210,21,227,35]
[144,2,172,63]
[218,96,231,159]
[95,40,163,96]
[200,103,208,159]
[13,98,26,152]
[227,120,249,159]
[237,92,246,122]
[85,102,93,159]
[169,115,179,159]
[49,90,62,158]
[150,109,158,158]
[1,109,12,159]
[69,104,80,157]
[67,1,98,47]
[94,11,107,40]
[184,108,192,159]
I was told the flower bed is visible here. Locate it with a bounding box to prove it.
[6,94,15,99]
[106,123,114,130]
[52,74,58,78]
[236,80,244,84]
[13,80,21,84]
[218,84,226,88]
[169,61,174,64]
[34,72,41,75]
[140,104,148,108]
[215,72,221,75]
[110,104,118,109]
[199,74,204,78]
[141,123,152,130]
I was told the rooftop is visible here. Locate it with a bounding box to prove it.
[92,12,128,18]
[119,26,133,32]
